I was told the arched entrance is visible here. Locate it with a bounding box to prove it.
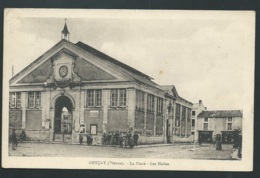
[54,95,73,134]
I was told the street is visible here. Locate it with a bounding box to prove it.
[9,142,236,160]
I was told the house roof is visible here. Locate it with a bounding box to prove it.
[197,110,243,118]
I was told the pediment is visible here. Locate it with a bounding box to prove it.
[10,41,129,87]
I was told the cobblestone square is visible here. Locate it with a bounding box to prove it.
[9,142,237,160]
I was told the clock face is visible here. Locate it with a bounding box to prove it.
[59,66,68,78]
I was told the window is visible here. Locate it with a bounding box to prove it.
[95,90,102,107]
[175,104,181,127]
[204,117,208,122]
[228,123,232,130]
[28,92,35,108]
[182,106,186,120]
[203,123,208,130]
[28,92,41,109]
[87,90,94,107]
[228,117,232,122]
[110,89,126,107]
[87,90,102,107]
[157,97,163,114]
[35,92,41,108]
[176,104,180,117]
[192,119,195,127]
[9,92,21,108]
[147,94,154,112]
[192,111,196,116]
[136,90,145,111]
[119,89,126,107]
[111,90,118,107]
[187,108,191,121]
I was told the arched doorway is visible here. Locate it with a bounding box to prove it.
[54,95,73,134]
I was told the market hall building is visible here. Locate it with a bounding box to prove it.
[9,23,193,144]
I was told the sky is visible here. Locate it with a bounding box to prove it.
[4,9,255,110]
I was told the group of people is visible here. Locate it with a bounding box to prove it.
[101,131,139,149]
[9,129,27,150]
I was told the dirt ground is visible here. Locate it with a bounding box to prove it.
[8,142,237,160]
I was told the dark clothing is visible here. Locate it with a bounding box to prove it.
[129,137,134,149]
[11,131,18,150]
[20,131,26,141]
[115,132,119,145]
[87,135,93,145]
[216,135,222,150]
[79,134,83,145]
[133,133,139,146]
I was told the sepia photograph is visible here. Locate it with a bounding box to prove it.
[2,9,254,171]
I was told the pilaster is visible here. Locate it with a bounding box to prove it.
[102,89,110,133]
[144,93,147,134]
[153,96,157,135]
[127,88,135,129]
[21,92,27,129]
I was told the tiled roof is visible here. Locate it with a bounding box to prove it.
[197,110,243,118]
[75,41,161,88]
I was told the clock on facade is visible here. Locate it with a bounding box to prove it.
[59,66,68,78]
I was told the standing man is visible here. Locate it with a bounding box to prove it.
[133,132,139,146]
[11,129,18,150]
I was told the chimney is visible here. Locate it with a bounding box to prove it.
[205,107,207,110]
[199,100,202,104]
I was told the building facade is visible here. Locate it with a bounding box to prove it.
[196,110,243,143]
[191,100,206,142]
[9,23,193,144]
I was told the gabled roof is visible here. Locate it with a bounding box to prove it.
[75,41,152,80]
[75,41,160,88]
[197,110,243,118]
[160,85,179,97]
[10,40,161,89]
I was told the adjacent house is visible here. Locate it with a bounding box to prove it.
[196,110,243,143]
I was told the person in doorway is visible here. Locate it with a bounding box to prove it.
[133,132,139,146]
[11,129,18,150]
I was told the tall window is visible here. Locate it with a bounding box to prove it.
[147,94,154,112]
[28,92,41,108]
[228,123,232,130]
[136,90,145,111]
[203,123,208,130]
[157,97,163,115]
[182,106,186,120]
[192,119,195,127]
[204,117,208,122]
[192,111,196,116]
[175,104,181,127]
[110,89,126,107]
[87,90,102,107]
[95,90,102,107]
[119,89,126,107]
[35,92,41,108]
[228,117,232,122]
[187,108,191,121]
[9,92,21,108]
